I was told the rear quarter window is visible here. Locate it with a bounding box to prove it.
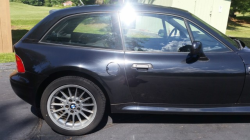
[41,13,122,50]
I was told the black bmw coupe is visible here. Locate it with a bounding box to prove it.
[10,4,250,135]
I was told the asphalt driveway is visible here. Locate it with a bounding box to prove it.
[1,63,250,140]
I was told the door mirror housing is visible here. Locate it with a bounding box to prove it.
[191,41,203,55]
[189,41,208,61]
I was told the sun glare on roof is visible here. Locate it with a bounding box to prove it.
[120,3,137,25]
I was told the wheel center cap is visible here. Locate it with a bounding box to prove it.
[70,104,76,109]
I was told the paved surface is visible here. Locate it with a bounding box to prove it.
[2,63,250,140]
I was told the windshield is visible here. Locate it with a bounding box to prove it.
[192,14,240,49]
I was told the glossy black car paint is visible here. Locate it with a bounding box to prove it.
[10,4,250,114]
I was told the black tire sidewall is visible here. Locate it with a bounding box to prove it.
[40,76,106,136]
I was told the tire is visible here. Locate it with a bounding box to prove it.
[40,76,106,136]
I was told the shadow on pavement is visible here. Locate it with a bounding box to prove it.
[31,106,43,119]
[109,113,250,124]
[0,100,40,140]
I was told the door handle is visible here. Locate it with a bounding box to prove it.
[132,64,153,69]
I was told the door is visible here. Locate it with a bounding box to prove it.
[120,13,245,104]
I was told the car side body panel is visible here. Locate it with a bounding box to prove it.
[13,42,133,105]
[237,48,250,103]
[124,51,245,104]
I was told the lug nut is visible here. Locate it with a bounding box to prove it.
[70,110,74,113]
[65,105,69,108]
[77,107,80,110]
[76,101,80,104]
[69,99,72,102]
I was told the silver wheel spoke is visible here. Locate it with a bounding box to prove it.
[82,103,94,107]
[72,114,75,127]
[79,92,85,99]
[65,114,70,124]
[80,112,90,120]
[68,88,72,98]
[76,114,82,124]
[75,88,78,98]
[57,112,67,120]
[54,97,66,102]
[52,108,64,113]
[82,97,91,102]
[51,103,64,106]
[81,108,93,114]
[60,91,68,99]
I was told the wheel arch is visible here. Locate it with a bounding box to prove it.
[35,70,111,113]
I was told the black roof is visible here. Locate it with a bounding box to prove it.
[51,4,191,17]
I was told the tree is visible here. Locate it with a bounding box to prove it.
[230,0,250,17]
[44,0,52,6]
[21,0,44,6]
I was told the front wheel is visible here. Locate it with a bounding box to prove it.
[40,76,106,136]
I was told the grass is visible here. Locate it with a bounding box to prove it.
[10,2,62,30]
[10,2,63,45]
[0,53,15,63]
[226,13,250,47]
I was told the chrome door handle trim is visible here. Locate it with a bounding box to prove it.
[132,64,153,69]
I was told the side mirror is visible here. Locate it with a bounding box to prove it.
[189,41,208,61]
[191,41,203,55]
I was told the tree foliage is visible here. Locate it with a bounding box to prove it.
[20,0,44,6]
[230,0,250,16]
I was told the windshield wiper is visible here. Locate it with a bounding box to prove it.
[233,39,242,49]
[229,37,245,49]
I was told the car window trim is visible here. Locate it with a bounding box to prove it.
[184,19,194,43]
[118,12,233,53]
[186,20,233,52]
[39,12,123,51]
[38,41,125,52]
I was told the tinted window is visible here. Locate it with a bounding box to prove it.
[41,13,122,50]
[189,22,231,52]
[120,13,192,52]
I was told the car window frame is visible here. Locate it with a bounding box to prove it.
[186,20,233,52]
[118,12,233,53]
[39,12,124,51]
[119,12,193,53]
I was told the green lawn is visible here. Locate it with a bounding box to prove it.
[10,2,61,30]
[0,53,15,63]
[226,13,250,47]
[10,2,62,44]
[3,2,63,63]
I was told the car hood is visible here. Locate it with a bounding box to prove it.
[238,47,250,65]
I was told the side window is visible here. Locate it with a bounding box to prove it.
[189,22,230,52]
[120,13,192,52]
[41,13,122,50]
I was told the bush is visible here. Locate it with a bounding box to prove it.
[20,0,44,6]
[9,0,22,2]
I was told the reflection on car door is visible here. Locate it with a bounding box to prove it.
[121,13,246,104]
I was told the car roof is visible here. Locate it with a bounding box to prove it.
[51,4,191,17]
